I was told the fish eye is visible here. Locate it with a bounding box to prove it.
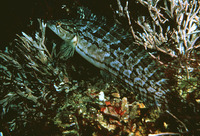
[56,22,61,27]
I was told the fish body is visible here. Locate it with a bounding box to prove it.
[47,17,170,107]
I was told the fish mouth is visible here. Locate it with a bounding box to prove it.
[47,21,61,36]
[47,20,76,41]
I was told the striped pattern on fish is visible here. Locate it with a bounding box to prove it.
[47,18,170,107]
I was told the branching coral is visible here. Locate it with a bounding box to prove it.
[115,0,200,90]
[0,19,74,135]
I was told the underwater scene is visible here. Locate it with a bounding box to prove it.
[0,0,200,135]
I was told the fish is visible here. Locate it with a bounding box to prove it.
[47,9,171,108]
